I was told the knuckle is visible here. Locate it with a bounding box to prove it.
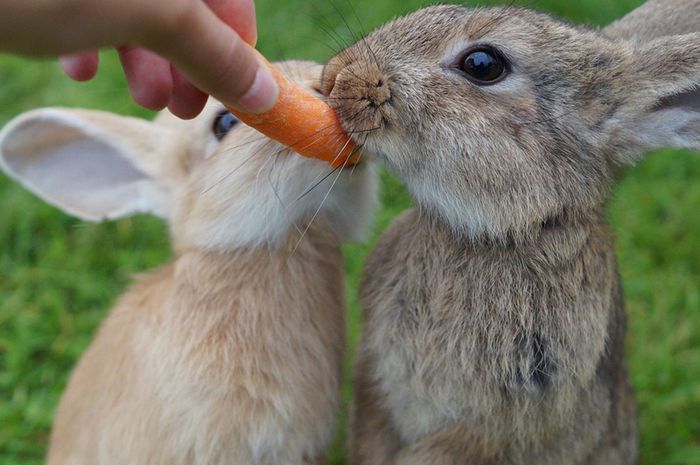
[222,40,257,97]
[204,37,258,101]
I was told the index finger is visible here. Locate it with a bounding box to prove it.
[204,0,257,46]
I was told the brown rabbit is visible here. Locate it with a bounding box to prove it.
[0,61,377,465]
[321,1,700,464]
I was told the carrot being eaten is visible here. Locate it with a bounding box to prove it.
[227,50,360,169]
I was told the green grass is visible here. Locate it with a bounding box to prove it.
[1,0,699,463]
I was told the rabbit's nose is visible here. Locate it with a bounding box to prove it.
[323,64,392,108]
[322,57,392,133]
[366,78,391,107]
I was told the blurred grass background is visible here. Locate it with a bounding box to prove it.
[1,0,699,463]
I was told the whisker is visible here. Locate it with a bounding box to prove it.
[314,12,354,58]
[293,223,304,236]
[292,148,353,255]
[266,150,286,207]
[201,139,278,194]
[201,151,257,195]
[292,118,365,205]
[349,133,372,176]
[293,123,376,203]
[290,34,345,58]
[342,0,382,69]
[324,97,364,101]
[295,166,341,203]
[326,0,360,45]
[345,126,381,134]
[328,125,359,166]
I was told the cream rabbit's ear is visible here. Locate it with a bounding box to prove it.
[0,108,182,222]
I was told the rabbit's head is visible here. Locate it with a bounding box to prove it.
[322,5,700,239]
[0,61,378,251]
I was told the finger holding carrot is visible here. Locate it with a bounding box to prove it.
[0,0,279,118]
[0,0,358,167]
[228,51,360,168]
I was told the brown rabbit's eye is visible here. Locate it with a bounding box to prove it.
[459,47,507,84]
[213,111,240,141]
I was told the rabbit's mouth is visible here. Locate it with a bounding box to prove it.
[321,60,392,147]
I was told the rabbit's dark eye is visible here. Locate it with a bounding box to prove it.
[459,47,507,85]
[213,111,240,141]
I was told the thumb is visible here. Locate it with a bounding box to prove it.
[138,0,278,113]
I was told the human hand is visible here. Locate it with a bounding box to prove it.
[0,0,279,118]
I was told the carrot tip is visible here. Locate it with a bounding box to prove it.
[227,48,360,168]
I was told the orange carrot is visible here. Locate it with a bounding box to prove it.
[227,50,360,169]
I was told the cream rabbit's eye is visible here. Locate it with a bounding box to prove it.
[458,47,507,85]
[213,111,240,141]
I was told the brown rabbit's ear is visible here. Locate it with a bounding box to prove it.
[617,34,700,158]
[603,0,700,42]
[0,108,182,222]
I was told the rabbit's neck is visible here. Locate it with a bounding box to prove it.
[394,206,605,261]
[166,222,344,316]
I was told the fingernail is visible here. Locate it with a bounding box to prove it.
[238,67,279,114]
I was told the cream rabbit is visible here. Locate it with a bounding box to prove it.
[0,61,377,465]
[321,2,700,464]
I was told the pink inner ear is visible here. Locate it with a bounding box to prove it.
[1,116,155,222]
[656,87,700,111]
